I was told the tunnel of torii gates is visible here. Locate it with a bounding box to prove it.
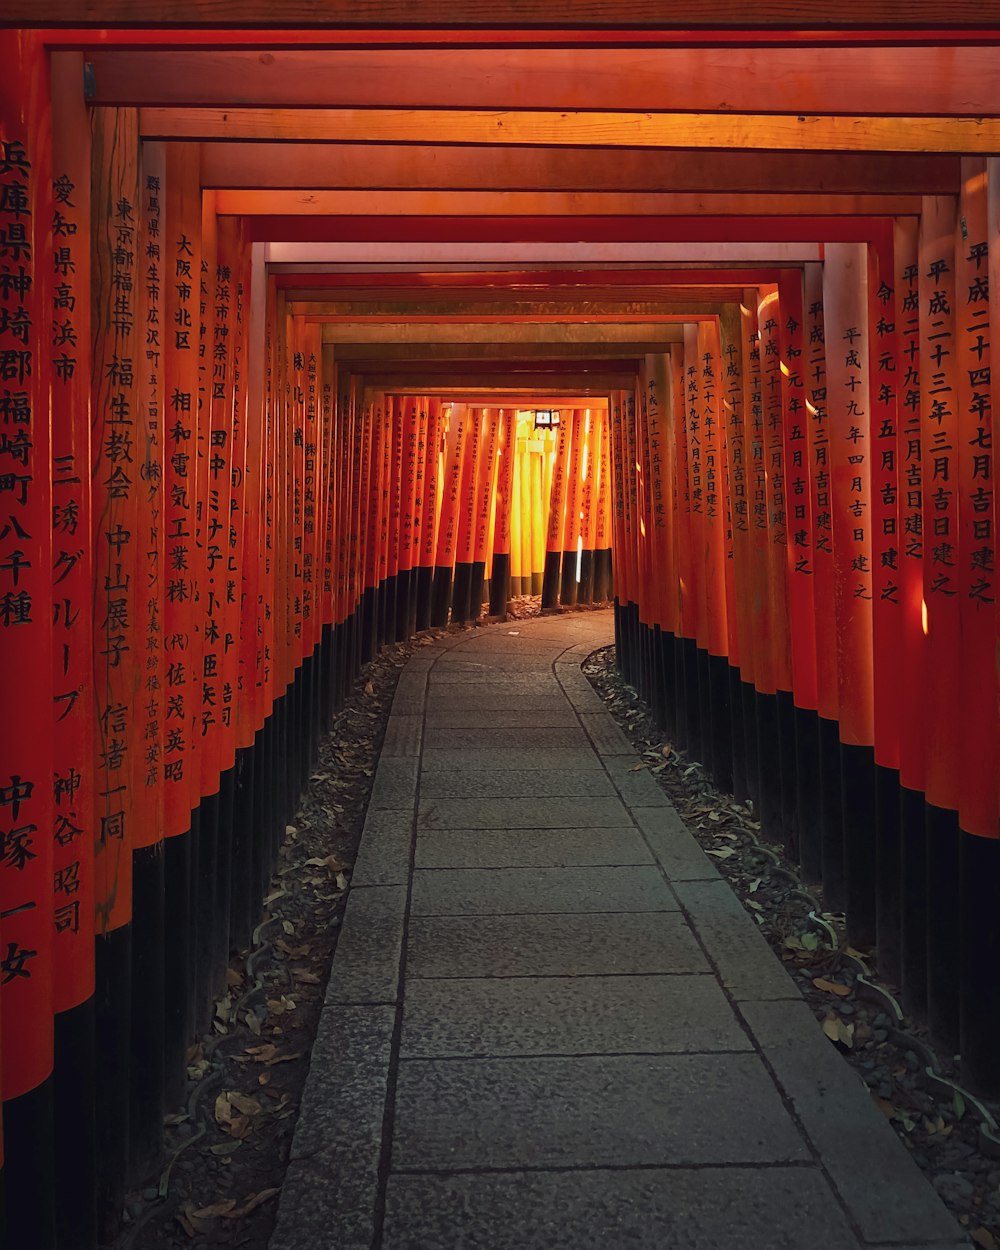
[2,3,1000,1244]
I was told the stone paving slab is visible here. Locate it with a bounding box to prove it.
[422,723,589,750]
[423,685,564,707]
[367,756,420,811]
[602,754,671,806]
[423,704,581,728]
[740,997,960,1245]
[382,1168,863,1250]
[674,878,801,1001]
[392,1053,809,1170]
[406,912,711,978]
[270,1004,394,1250]
[420,746,603,771]
[634,804,722,881]
[417,794,630,830]
[400,974,750,1057]
[380,713,424,757]
[410,864,680,915]
[414,826,653,868]
[418,767,617,799]
[577,709,636,755]
[326,885,407,1003]
[351,809,413,886]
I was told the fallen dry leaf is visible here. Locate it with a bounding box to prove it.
[813,977,852,998]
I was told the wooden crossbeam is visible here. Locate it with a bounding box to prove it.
[140,106,1000,152]
[88,45,1000,116]
[319,323,701,343]
[219,189,921,217]
[330,340,682,359]
[13,1,1000,28]
[201,143,959,196]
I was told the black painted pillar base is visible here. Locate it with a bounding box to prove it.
[649,624,664,726]
[709,654,733,794]
[230,744,255,953]
[613,598,623,673]
[129,841,166,1182]
[696,647,713,777]
[407,566,420,636]
[530,570,543,596]
[682,639,701,758]
[795,706,822,884]
[841,741,877,948]
[560,549,578,606]
[960,831,1000,1096]
[54,998,97,1250]
[593,548,612,602]
[755,691,782,843]
[740,681,759,807]
[360,586,376,663]
[874,764,902,986]
[430,564,453,627]
[672,634,688,753]
[195,790,219,1029]
[395,567,411,641]
[578,548,594,603]
[489,552,510,617]
[3,1080,55,1250]
[415,564,433,632]
[818,716,846,912]
[776,690,798,862]
[925,801,961,1052]
[469,559,486,619]
[541,550,562,609]
[728,665,748,804]
[452,560,473,624]
[659,629,678,742]
[163,825,192,1107]
[95,924,131,1238]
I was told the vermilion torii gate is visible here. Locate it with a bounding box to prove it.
[0,7,999,1245]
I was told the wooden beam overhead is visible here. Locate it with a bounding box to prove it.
[272,268,786,289]
[361,369,630,389]
[218,189,921,216]
[246,216,883,245]
[330,340,682,359]
[139,106,1000,153]
[288,297,749,317]
[12,1,1000,28]
[202,143,960,196]
[88,46,1000,116]
[319,322,698,344]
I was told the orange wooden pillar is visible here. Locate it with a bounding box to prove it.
[415,397,441,630]
[645,355,674,731]
[489,409,516,616]
[395,396,419,639]
[0,31,57,1248]
[778,271,821,877]
[45,50,100,1250]
[915,198,962,1044]
[953,163,1000,1092]
[541,408,572,609]
[471,408,500,618]
[406,397,427,635]
[432,404,467,626]
[560,409,586,608]
[578,407,601,605]
[823,242,878,946]
[865,226,905,979]
[720,304,756,805]
[593,404,613,602]
[682,324,709,762]
[452,405,482,624]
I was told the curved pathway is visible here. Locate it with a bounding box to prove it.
[270,611,963,1250]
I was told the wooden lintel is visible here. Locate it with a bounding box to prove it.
[219,189,921,217]
[370,392,612,411]
[287,297,731,317]
[319,322,700,344]
[331,340,682,359]
[361,369,631,389]
[245,216,885,245]
[273,268,785,290]
[11,2,1000,29]
[139,106,1000,153]
[88,46,1000,117]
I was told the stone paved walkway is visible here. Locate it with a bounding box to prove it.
[270,611,966,1250]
